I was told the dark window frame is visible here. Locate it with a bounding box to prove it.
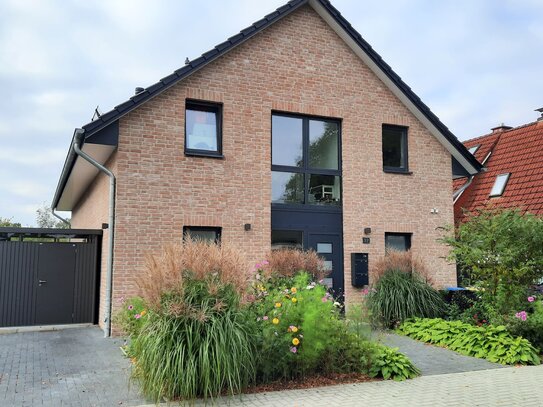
[271,111,342,210]
[385,232,412,252]
[183,226,222,243]
[382,124,410,174]
[184,99,223,158]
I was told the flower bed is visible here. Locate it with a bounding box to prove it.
[116,242,420,402]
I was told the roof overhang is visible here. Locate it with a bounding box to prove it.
[52,122,117,211]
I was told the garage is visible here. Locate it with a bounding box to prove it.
[0,227,101,328]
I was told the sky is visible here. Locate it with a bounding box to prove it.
[1,0,542,226]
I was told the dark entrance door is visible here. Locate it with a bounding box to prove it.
[307,233,343,296]
[36,243,76,325]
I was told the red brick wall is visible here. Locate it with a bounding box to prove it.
[73,5,457,323]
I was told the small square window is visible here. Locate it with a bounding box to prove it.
[183,226,221,243]
[185,100,222,157]
[382,125,408,173]
[385,232,411,252]
[490,173,511,197]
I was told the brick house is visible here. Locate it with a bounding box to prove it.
[52,0,482,332]
[454,110,543,222]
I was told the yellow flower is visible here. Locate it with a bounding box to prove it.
[292,338,300,346]
[272,318,279,325]
[291,297,297,303]
[275,302,282,308]
[291,326,298,333]
[291,287,297,294]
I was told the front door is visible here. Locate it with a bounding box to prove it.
[307,233,343,297]
[35,243,76,325]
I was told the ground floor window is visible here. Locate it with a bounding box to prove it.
[183,226,221,243]
[271,230,303,250]
[385,232,411,252]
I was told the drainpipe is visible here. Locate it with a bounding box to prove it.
[72,128,116,338]
[51,208,70,226]
[453,176,473,203]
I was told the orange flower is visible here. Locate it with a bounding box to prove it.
[291,287,297,294]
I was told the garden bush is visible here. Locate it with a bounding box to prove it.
[265,248,328,281]
[251,271,372,381]
[504,296,543,353]
[367,269,446,328]
[368,345,420,381]
[114,296,147,355]
[398,318,540,365]
[443,208,543,316]
[373,250,433,284]
[129,240,256,402]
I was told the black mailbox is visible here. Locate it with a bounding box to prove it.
[351,253,369,287]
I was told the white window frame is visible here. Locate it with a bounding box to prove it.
[490,173,510,197]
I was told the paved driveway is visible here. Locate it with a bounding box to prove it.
[0,326,146,407]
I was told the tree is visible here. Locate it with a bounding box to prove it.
[0,217,21,227]
[443,207,543,314]
[36,204,70,229]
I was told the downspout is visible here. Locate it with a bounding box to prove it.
[72,128,116,338]
[453,175,473,203]
[51,208,70,226]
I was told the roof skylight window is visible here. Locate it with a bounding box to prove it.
[490,173,510,197]
[468,145,480,155]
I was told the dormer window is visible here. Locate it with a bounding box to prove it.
[490,173,510,197]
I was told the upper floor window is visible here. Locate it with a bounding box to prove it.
[185,100,222,157]
[382,125,408,173]
[490,173,511,197]
[271,113,341,206]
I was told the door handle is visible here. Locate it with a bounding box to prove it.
[38,280,47,286]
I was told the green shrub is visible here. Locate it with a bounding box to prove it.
[368,345,420,381]
[368,269,446,328]
[132,274,256,402]
[443,208,543,316]
[251,271,378,381]
[398,318,540,365]
[504,297,543,353]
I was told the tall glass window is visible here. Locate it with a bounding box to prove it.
[272,113,341,206]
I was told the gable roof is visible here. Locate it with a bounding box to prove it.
[53,0,482,210]
[454,121,543,221]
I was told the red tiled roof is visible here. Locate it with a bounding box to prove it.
[454,121,543,221]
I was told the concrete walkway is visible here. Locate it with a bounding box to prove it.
[147,365,542,406]
[375,331,504,375]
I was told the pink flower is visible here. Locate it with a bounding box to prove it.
[528,296,535,303]
[515,311,528,321]
[321,297,328,302]
[134,314,141,319]
[262,316,269,321]
[361,288,369,296]
[262,260,269,265]
[128,305,134,311]
[290,346,297,353]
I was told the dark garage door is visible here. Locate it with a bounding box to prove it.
[0,228,101,328]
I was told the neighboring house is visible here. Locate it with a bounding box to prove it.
[454,109,543,222]
[52,0,481,331]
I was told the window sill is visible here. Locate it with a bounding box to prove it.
[185,151,224,159]
[383,168,412,175]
